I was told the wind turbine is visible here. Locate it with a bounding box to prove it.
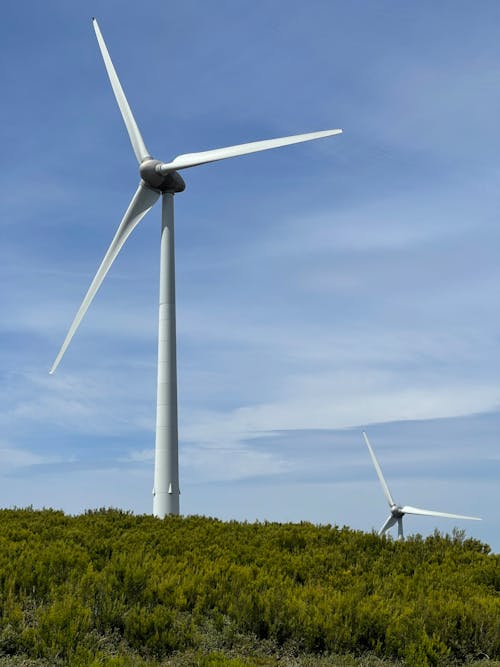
[49,18,343,518]
[362,432,481,540]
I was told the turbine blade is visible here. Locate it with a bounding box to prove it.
[157,129,342,173]
[50,183,159,374]
[378,515,396,536]
[93,18,150,163]
[363,432,396,508]
[401,506,481,521]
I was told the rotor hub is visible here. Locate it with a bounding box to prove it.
[139,159,186,193]
[391,506,404,518]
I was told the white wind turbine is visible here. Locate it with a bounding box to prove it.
[50,18,342,518]
[362,432,481,540]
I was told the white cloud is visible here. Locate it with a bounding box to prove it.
[0,369,155,437]
[182,441,293,483]
[181,373,499,454]
[0,444,45,470]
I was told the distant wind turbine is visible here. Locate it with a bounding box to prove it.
[50,18,343,518]
[362,432,481,540]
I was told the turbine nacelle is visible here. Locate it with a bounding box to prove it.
[139,159,186,193]
[390,505,404,519]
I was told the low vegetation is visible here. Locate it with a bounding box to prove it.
[0,509,498,666]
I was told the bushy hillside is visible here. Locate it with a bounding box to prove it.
[0,509,498,666]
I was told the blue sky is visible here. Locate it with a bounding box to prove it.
[1,1,499,549]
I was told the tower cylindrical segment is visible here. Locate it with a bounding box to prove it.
[153,192,180,517]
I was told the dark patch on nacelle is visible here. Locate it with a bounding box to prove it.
[391,506,405,518]
[140,159,186,193]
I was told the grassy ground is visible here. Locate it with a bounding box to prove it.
[0,511,497,665]
[0,653,499,667]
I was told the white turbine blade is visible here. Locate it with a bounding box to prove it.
[378,515,396,536]
[401,506,481,521]
[93,18,150,163]
[363,432,396,508]
[157,129,342,173]
[50,183,159,374]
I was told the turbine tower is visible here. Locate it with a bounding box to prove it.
[362,432,481,540]
[50,18,343,518]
